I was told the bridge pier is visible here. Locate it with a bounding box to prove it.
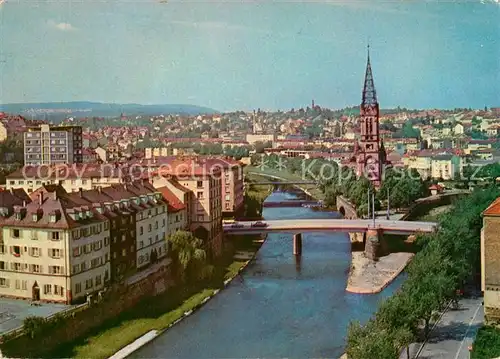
[364,229,381,261]
[293,233,302,256]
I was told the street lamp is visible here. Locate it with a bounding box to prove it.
[386,188,390,220]
[372,190,375,227]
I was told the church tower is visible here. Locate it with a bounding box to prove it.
[356,46,385,187]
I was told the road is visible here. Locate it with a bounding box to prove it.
[223,219,437,236]
[402,298,483,359]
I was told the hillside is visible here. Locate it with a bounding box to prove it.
[0,102,218,119]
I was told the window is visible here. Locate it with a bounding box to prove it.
[121,235,126,242]
[155,234,159,242]
[85,278,93,289]
[197,192,204,199]
[12,229,20,238]
[140,226,144,235]
[54,285,64,296]
[225,195,230,201]
[73,247,81,257]
[51,232,60,241]
[12,245,21,257]
[0,278,8,287]
[148,237,152,245]
[155,221,158,229]
[49,265,63,274]
[43,284,52,294]
[31,264,41,273]
[81,261,86,271]
[49,248,62,258]
[95,275,102,286]
[75,283,82,294]
[0,261,4,270]
[148,224,152,232]
[72,264,80,274]
[0,245,4,254]
[22,280,27,290]
[162,219,166,227]
[122,248,127,257]
[197,181,203,188]
[104,237,109,246]
[93,241,103,251]
[197,214,204,222]
[30,247,40,257]
[140,241,144,248]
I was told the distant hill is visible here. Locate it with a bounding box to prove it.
[0,101,218,120]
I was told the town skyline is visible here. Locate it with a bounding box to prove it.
[1,1,499,112]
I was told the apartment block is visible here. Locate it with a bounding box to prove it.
[157,186,188,237]
[24,124,83,165]
[0,186,110,304]
[0,180,168,304]
[152,158,223,257]
[206,158,244,215]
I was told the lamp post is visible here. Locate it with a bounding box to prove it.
[372,190,375,227]
[367,189,371,219]
[386,188,390,220]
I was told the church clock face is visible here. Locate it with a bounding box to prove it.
[363,106,377,116]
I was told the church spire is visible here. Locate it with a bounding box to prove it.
[362,44,378,106]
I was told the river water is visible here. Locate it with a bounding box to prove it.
[132,190,403,358]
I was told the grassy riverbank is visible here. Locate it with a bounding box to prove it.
[48,236,263,359]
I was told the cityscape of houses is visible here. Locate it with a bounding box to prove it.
[0,104,500,306]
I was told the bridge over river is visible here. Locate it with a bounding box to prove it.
[130,190,410,358]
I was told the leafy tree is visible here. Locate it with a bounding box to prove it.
[167,231,212,282]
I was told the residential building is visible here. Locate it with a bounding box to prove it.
[24,124,83,165]
[145,147,174,159]
[245,134,276,145]
[0,180,168,304]
[0,185,110,304]
[430,154,462,180]
[152,158,223,257]
[157,186,188,237]
[205,158,244,215]
[481,197,500,321]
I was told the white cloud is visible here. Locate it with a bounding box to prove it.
[48,20,76,31]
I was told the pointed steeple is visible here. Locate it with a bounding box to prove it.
[362,44,378,106]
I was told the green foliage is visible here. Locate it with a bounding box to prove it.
[167,231,211,282]
[23,316,47,339]
[472,326,500,359]
[346,186,500,358]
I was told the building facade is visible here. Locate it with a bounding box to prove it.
[24,124,83,165]
[481,197,500,321]
[0,180,168,304]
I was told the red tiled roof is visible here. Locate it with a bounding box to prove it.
[157,186,185,212]
[483,197,500,216]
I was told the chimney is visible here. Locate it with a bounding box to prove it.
[53,191,57,201]
[22,200,26,207]
[38,192,43,206]
[79,187,83,198]
[98,186,102,194]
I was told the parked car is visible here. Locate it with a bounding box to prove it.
[251,221,268,228]
[231,222,244,228]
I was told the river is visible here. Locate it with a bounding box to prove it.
[131,190,403,358]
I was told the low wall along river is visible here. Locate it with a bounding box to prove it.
[129,189,405,358]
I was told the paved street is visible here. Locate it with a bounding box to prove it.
[401,298,483,359]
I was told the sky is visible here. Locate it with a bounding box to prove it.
[0,0,499,112]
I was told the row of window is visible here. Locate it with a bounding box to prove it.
[0,278,65,296]
[72,224,108,240]
[9,229,61,240]
[72,238,108,257]
[137,244,167,265]
[139,220,165,235]
[136,206,166,221]
[74,273,106,294]
[72,256,107,274]
[0,261,64,274]
[138,233,165,249]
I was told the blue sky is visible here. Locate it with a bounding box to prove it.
[0,0,499,112]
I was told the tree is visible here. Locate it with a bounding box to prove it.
[167,231,212,282]
[254,141,266,154]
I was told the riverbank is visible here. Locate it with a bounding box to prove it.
[46,236,265,359]
[346,252,414,294]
